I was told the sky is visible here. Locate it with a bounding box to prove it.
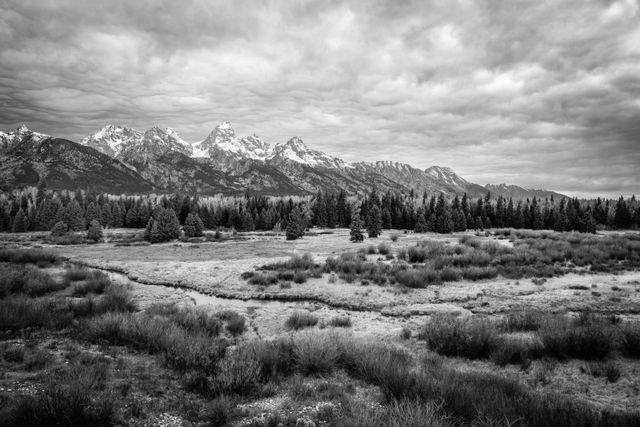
[1,0,639,198]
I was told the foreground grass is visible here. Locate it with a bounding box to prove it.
[3,246,640,426]
[421,311,640,364]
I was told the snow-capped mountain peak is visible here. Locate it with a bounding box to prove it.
[140,127,193,156]
[194,122,269,160]
[0,124,49,152]
[425,166,468,187]
[81,125,142,157]
[269,137,348,168]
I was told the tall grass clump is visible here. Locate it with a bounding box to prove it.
[0,264,65,297]
[394,268,440,288]
[622,323,640,357]
[0,365,116,426]
[262,253,317,271]
[0,296,71,331]
[147,303,222,336]
[421,315,500,359]
[0,248,59,265]
[84,312,226,373]
[285,311,319,330]
[537,315,623,360]
[71,271,111,296]
[294,330,339,375]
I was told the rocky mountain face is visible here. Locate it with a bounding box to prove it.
[0,122,565,199]
[484,184,565,201]
[0,131,154,193]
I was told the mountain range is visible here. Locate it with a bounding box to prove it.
[0,123,565,199]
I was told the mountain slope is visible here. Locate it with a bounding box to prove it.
[0,135,155,193]
[484,184,566,201]
[4,123,567,198]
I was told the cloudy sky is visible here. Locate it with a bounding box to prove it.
[1,0,639,197]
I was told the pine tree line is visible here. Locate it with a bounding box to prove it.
[1,184,639,235]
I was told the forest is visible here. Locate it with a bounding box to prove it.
[1,181,639,236]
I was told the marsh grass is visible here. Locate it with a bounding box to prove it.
[285,310,319,330]
[0,264,65,297]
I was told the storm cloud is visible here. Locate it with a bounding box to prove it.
[1,0,639,197]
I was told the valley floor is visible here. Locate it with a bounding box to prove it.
[1,228,640,426]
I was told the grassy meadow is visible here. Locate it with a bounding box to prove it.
[1,228,640,426]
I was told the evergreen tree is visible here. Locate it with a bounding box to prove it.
[285,207,306,240]
[240,210,255,231]
[614,196,631,229]
[349,211,364,242]
[64,200,84,231]
[87,219,103,242]
[51,221,68,237]
[184,213,205,237]
[12,208,28,232]
[111,203,124,228]
[85,202,102,229]
[148,208,181,242]
[366,205,382,238]
[414,213,428,233]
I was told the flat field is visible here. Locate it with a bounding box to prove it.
[1,228,640,426]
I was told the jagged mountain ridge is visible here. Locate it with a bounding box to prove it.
[1,123,565,199]
[0,129,155,193]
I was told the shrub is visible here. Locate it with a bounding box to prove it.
[461,266,498,281]
[97,284,137,313]
[538,316,622,360]
[491,336,539,367]
[394,268,440,288]
[505,309,547,331]
[294,331,339,375]
[0,264,64,297]
[243,337,295,380]
[85,312,225,373]
[439,267,462,282]
[421,315,500,359]
[263,253,317,271]
[293,271,308,284]
[247,272,278,286]
[622,323,640,357]
[211,349,261,396]
[0,365,116,426]
[224,312,246,337]
[201,395,234,425]
[0,248,59,265]
[377,243,391,255]
[0,296,72,331]
[64,268,92,282]
[285,311,319,330]
[389,233,399,242]
[71,271,111,296]
[583,360,622,383]
[328,316,352,328]
[146,304,222,337]
[2,344,25,362]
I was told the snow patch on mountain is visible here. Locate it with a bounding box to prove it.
[269,137,350,168]
[195,122,270,160]
[424,166,468,187]
[81,125,142,157]
[1,124,49,152]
